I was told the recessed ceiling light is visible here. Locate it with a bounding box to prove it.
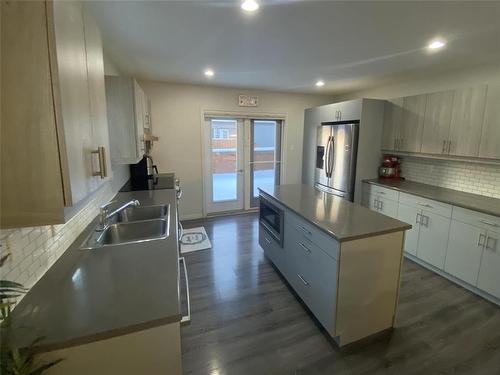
[241,0,259,12]
[315,80,325,87]
[204,69,214,77]
[427,39,446,50]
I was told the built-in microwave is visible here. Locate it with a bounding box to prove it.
[259,195,284,247]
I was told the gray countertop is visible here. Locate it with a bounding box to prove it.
[364,179,500,217]
[9,189,180,353]
[260,184,411,242]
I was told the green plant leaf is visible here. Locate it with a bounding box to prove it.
[0,253,11,267]
[0,280,28,290]
[29,359,64,375]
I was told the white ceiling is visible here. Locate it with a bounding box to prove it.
[86,0,500,94]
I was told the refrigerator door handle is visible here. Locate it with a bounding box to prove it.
[324,136,332,177]
[327,136,335,178]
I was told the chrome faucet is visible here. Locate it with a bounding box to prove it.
[97,200,140,231]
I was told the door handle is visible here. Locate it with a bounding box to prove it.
[264,237,271,245]
[442,140,447,154]
[486,236,498,251]
[298,225,312,236]
[324,137,331,177]
[422,215,429,227]
[91,146,107,179]
[416,213,422,225]
[297,274,309,286]
[179,257,191,325]
[478,233,486,247]
[447,140,452,154]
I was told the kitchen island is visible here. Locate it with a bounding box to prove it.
[259,184,411,346]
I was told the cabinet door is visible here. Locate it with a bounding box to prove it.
[444,220,485,285]
[397,203,420,256]
[421,91,453,154]
[477,229,500,299]
[417,211,451,269]
[479,84,500,159]
[83,7,112,188]
[338,100,362,122]
[400,94,426,153]
[105,76,141,164]
[134,81,146,157]
[53,0,93,204]
[381,98,403,151]
[378,197,398,219]
[448,85,487,157]
[1,0,66,227]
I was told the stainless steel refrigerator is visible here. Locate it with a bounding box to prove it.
[314,122,359,201]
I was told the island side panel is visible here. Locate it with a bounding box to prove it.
[335,231,405,346]
[38,322,182,375]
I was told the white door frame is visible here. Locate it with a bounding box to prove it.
[200,109,286,217]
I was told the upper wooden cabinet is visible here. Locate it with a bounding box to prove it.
[381,98,403,151]
[421,90,453,155]
[105,76,152,164]
[479,84,500,159]
[448,85,487,157]
[381,84,498,161]
[399,94,427,153]
[1,0,110,228]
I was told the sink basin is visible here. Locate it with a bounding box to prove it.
[80,203,171,250]
[115,204,168,222]
[97,219,169,246]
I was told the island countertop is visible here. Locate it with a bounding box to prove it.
[259,184,411,242]
[8,188,181,353]
[364,179,500,217]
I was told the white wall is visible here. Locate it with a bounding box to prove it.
[138,80,333,219]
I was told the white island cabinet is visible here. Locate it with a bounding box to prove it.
[259,186,409,346]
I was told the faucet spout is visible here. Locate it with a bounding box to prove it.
[97,200,140,231]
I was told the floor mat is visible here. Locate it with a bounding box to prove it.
[180,226,212,254]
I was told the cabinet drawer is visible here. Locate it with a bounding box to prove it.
[378,197,399,218]
[259,225,285,272]
[452,206,500,231]
[399,192,452,218]
[366,184,400,202]
[285,210,339,260]
[287,233,338,335]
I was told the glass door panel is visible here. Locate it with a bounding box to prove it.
[250,120,282,207]
[204,118,244,214]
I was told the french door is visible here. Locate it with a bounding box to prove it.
[203,117,282,215]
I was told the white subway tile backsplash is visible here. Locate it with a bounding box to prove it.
[0,183,116,305]
[401,157,500,198]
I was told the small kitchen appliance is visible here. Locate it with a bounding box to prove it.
[378,154,401,179]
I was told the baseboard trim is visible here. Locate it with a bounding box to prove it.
[404,253,500,306]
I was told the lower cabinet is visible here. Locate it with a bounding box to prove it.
[416,210,451,269]
[396,203,420,256]
[259,225,286,274]
[477,228,500,299]
[444,220,485,285]
[363,182,500,304]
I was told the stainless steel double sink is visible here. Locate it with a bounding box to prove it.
[81,204,170,249]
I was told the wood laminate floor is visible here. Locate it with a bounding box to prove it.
[180,213,500,375]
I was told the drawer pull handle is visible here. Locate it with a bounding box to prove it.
[299,242,311,254]
[416,213,422,224]
[297,274,309,286]
[417,203,433,208]
[299,226,312,236]
[479,219,500,228]
[264,237,271,245]
[377,191,386,195]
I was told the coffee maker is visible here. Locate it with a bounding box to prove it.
[379,154,401,179]
[130,155,158,178]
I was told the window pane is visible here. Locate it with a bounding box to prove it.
[211,119,237,201]
[252,161,279,198]
[252,120,277,162]
[251,120,281,203]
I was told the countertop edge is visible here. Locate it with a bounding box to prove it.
[364,179,500,217]
[259,189,411,242]
[32,314,182,354]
